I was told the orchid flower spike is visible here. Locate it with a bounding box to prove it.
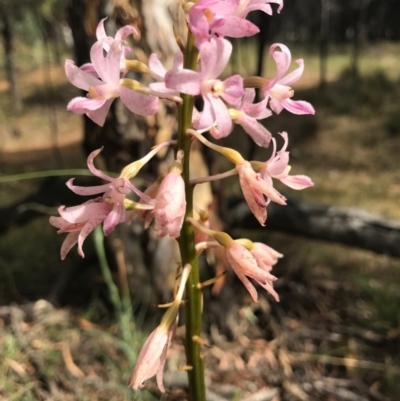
[127,264,192,392]
[154,150,187,238]
[187,218,279,301]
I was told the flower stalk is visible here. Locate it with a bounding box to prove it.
[176,31,206,401]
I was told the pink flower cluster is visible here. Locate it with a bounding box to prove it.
[50,144,186,259]
[66,6,314,143]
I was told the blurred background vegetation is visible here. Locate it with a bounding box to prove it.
[0,0,400,400]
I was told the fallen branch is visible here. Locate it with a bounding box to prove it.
[228,196,400,258]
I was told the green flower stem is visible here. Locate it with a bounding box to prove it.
[0,169,117,183]
[177,32,206,401]
[93,227,134,362]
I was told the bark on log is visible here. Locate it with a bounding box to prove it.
[228,196,400,258]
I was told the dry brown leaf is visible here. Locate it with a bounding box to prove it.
[61,342,85,379]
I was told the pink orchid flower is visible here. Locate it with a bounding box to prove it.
[258,132,314,190]
[188,0,282,46]
[127,264,191,392]
[50,198,113,260]
[229,88,273,147]
[165,37,244,139]
[264,43,315,115]
[66,40,159,126]
[127,320,176,392]
[226,241,279,302]
[154,152,186,238]
[187,219,280,302]
[50,148,146,259]
[237,160,286,226]
[187,128,285,226]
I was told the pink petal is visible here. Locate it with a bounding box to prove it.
[188,8,210,43]
[242,88,256,105]
[194,96,216,130]
[266,0,284,13]
[58,202,110,224]
[115,25,137,41]
[65,60,102,90]
[90,39,123,85]
[239,4,272,17]
[209,37,232,79]
[281,98,315,115]
[254,242,283,260]
[60,231,80,260]
[221,74,244,105]
[173,51,183,70]
[119,86,159,116]
[96,18,108,40]
[105,41,123,85]
[267,151,290,176]
[49,216,74,230]
[127,326,169,390]
[279,131,289,151]
[77,217,103,257]
[80,63,100,78]
[165,69,201,95]
[214,16,259,38]
[86,148,115,181]
[237,114,272,147]
[67,97,106,114]
[149,82,175,94]
[238,169,267,225]
[226,247,259,302]
[243,96,271,119]
[280,175,314,190]
[279,58,304,86]
[269,98,284,114]
[90,40,109,83]
[149,53,167,79]
[103,203,125,236]
[260,281,280,301]
[156,322,176,393]
[66,178,110,196]
[239,162,286,205]
[206,0,240,15]
[86,98,114,126]
[269,43,291,84]
[209,97,233,139]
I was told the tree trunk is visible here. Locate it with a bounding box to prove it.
[0,5,22,113]
[319,0,329,92]
[351,0,370,82]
